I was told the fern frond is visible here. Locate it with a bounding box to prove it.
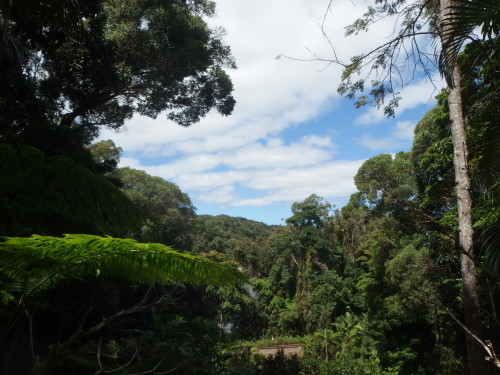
[0,144,147,236]
[0,234,245,304]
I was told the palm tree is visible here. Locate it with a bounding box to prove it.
[438,2,498,373]
[439,0,500,79]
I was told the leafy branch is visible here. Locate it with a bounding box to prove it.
[279,0,440,117]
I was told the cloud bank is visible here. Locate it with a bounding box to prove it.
[99,0,442,223]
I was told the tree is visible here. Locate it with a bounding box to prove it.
[331,192,370,262]
[0,0,81,67]
[261,195,338,335]
[109,167,196,251]
[307,1,498,372]
[87,139,122,174]
[354,152,417,223]
[190,215,274,277]
[438,0,500,80]
[0,0,236,145]
[286,194,332,228]
[437,3,485,372]
[410,96,454,214]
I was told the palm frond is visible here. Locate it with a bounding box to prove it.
[438,0,500,84]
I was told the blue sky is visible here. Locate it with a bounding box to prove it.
[99,0,443,225]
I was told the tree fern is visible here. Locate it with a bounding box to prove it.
[0,234,244,374]
[0,144,147,236]
[0,234,245,306]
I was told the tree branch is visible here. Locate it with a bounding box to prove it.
[94,336,139,375]
[403,288,500,368]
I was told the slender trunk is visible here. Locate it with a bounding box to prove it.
[448,65,485,375]
[324,328,328,361]
[439,1,485,373]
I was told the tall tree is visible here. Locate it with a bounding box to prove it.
[307,1,498,372]
[109,167,196,251]
[438,2,483,371]
[0,0,236,148]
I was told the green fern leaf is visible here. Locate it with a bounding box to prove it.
[0,234,245,306]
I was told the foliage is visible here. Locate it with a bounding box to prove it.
[411,97,454,213]
[354,152,417,222]
[0,234,244,374]
[109,167,196,251]
[0,0,236,140]
[217,347,303,375]
[204,280,266,340]
[229,336,304,350]
[61,314,222,375]
[1,1,499,373]
[286,194,332,228]
[327,1,499,369]
[439,0,500,82]
[87,139,122,174]
[0,234,244,302]
[384,242,440,320]
[259,348,303,375]
[191,215,275,276]
[0,144,145,237]
[303,317,385,375]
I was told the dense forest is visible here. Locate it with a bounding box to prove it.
[0,0,499,374]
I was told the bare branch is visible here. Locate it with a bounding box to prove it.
[24,307,36,362]
[403,288,500,369]
[94,336,139,375]
[280,0,443,117]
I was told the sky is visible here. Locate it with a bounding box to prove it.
[99,0,444,225]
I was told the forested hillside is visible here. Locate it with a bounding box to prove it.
[1,0,499,374]
[191,215,275,276]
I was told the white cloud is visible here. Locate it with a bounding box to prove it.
[190,159,364,207]
[121,136,362,209]
[98,0,440,223]
[393,121,416,140]
[355,134,404,151]
[196,185,238,205]
[354,117,418,152]
[126,134,336,180]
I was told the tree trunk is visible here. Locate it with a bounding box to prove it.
[440,1,485,372]
[448,64,486,375]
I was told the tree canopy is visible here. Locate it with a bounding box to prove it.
[109,167,197,251]
[0,0,236,151]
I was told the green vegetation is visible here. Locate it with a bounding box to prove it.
[0,0,499,374]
